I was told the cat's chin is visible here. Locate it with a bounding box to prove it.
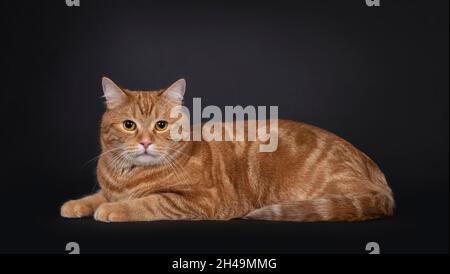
[133,154,162,166]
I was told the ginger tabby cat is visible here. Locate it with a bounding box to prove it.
[61,77,394,222]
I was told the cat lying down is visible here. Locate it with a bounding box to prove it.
[61,78,394,222]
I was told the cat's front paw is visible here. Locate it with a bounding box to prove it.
[94,202,130,222]
[61,200,95,218]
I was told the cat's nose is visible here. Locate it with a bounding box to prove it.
[140,140,152,149]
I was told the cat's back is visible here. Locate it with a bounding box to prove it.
[277,119,382,171]
[276,119,389,192]
[200,118,385,182]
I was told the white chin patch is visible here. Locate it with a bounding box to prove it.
[134,154,160,166]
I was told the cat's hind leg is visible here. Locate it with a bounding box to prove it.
[61,191,107,218]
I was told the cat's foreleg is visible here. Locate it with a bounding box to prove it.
[94,193,208,222]
[61,191,107,218]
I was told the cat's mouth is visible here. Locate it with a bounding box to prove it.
[127,147,163,166]
[132,152,161,166]
[136,151,157,157]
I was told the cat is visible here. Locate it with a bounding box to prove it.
[61,77,394,222]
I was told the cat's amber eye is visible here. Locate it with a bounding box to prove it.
[155,120,168,131]
[122,120,137,131]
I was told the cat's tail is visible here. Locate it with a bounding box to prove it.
[243,191,394,222]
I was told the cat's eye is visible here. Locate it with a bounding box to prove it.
[123,120,136,131]
[155,120,168,131]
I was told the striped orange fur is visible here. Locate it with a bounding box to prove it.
[61,78,394,222]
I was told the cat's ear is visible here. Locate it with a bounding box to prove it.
[102,77,128,109]
[162,78,186,104]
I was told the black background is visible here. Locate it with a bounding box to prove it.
[0,0,448,254]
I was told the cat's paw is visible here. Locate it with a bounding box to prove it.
[61,200,94,218]
[94,203,130,222]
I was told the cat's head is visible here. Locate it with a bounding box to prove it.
[100,77,186,167]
